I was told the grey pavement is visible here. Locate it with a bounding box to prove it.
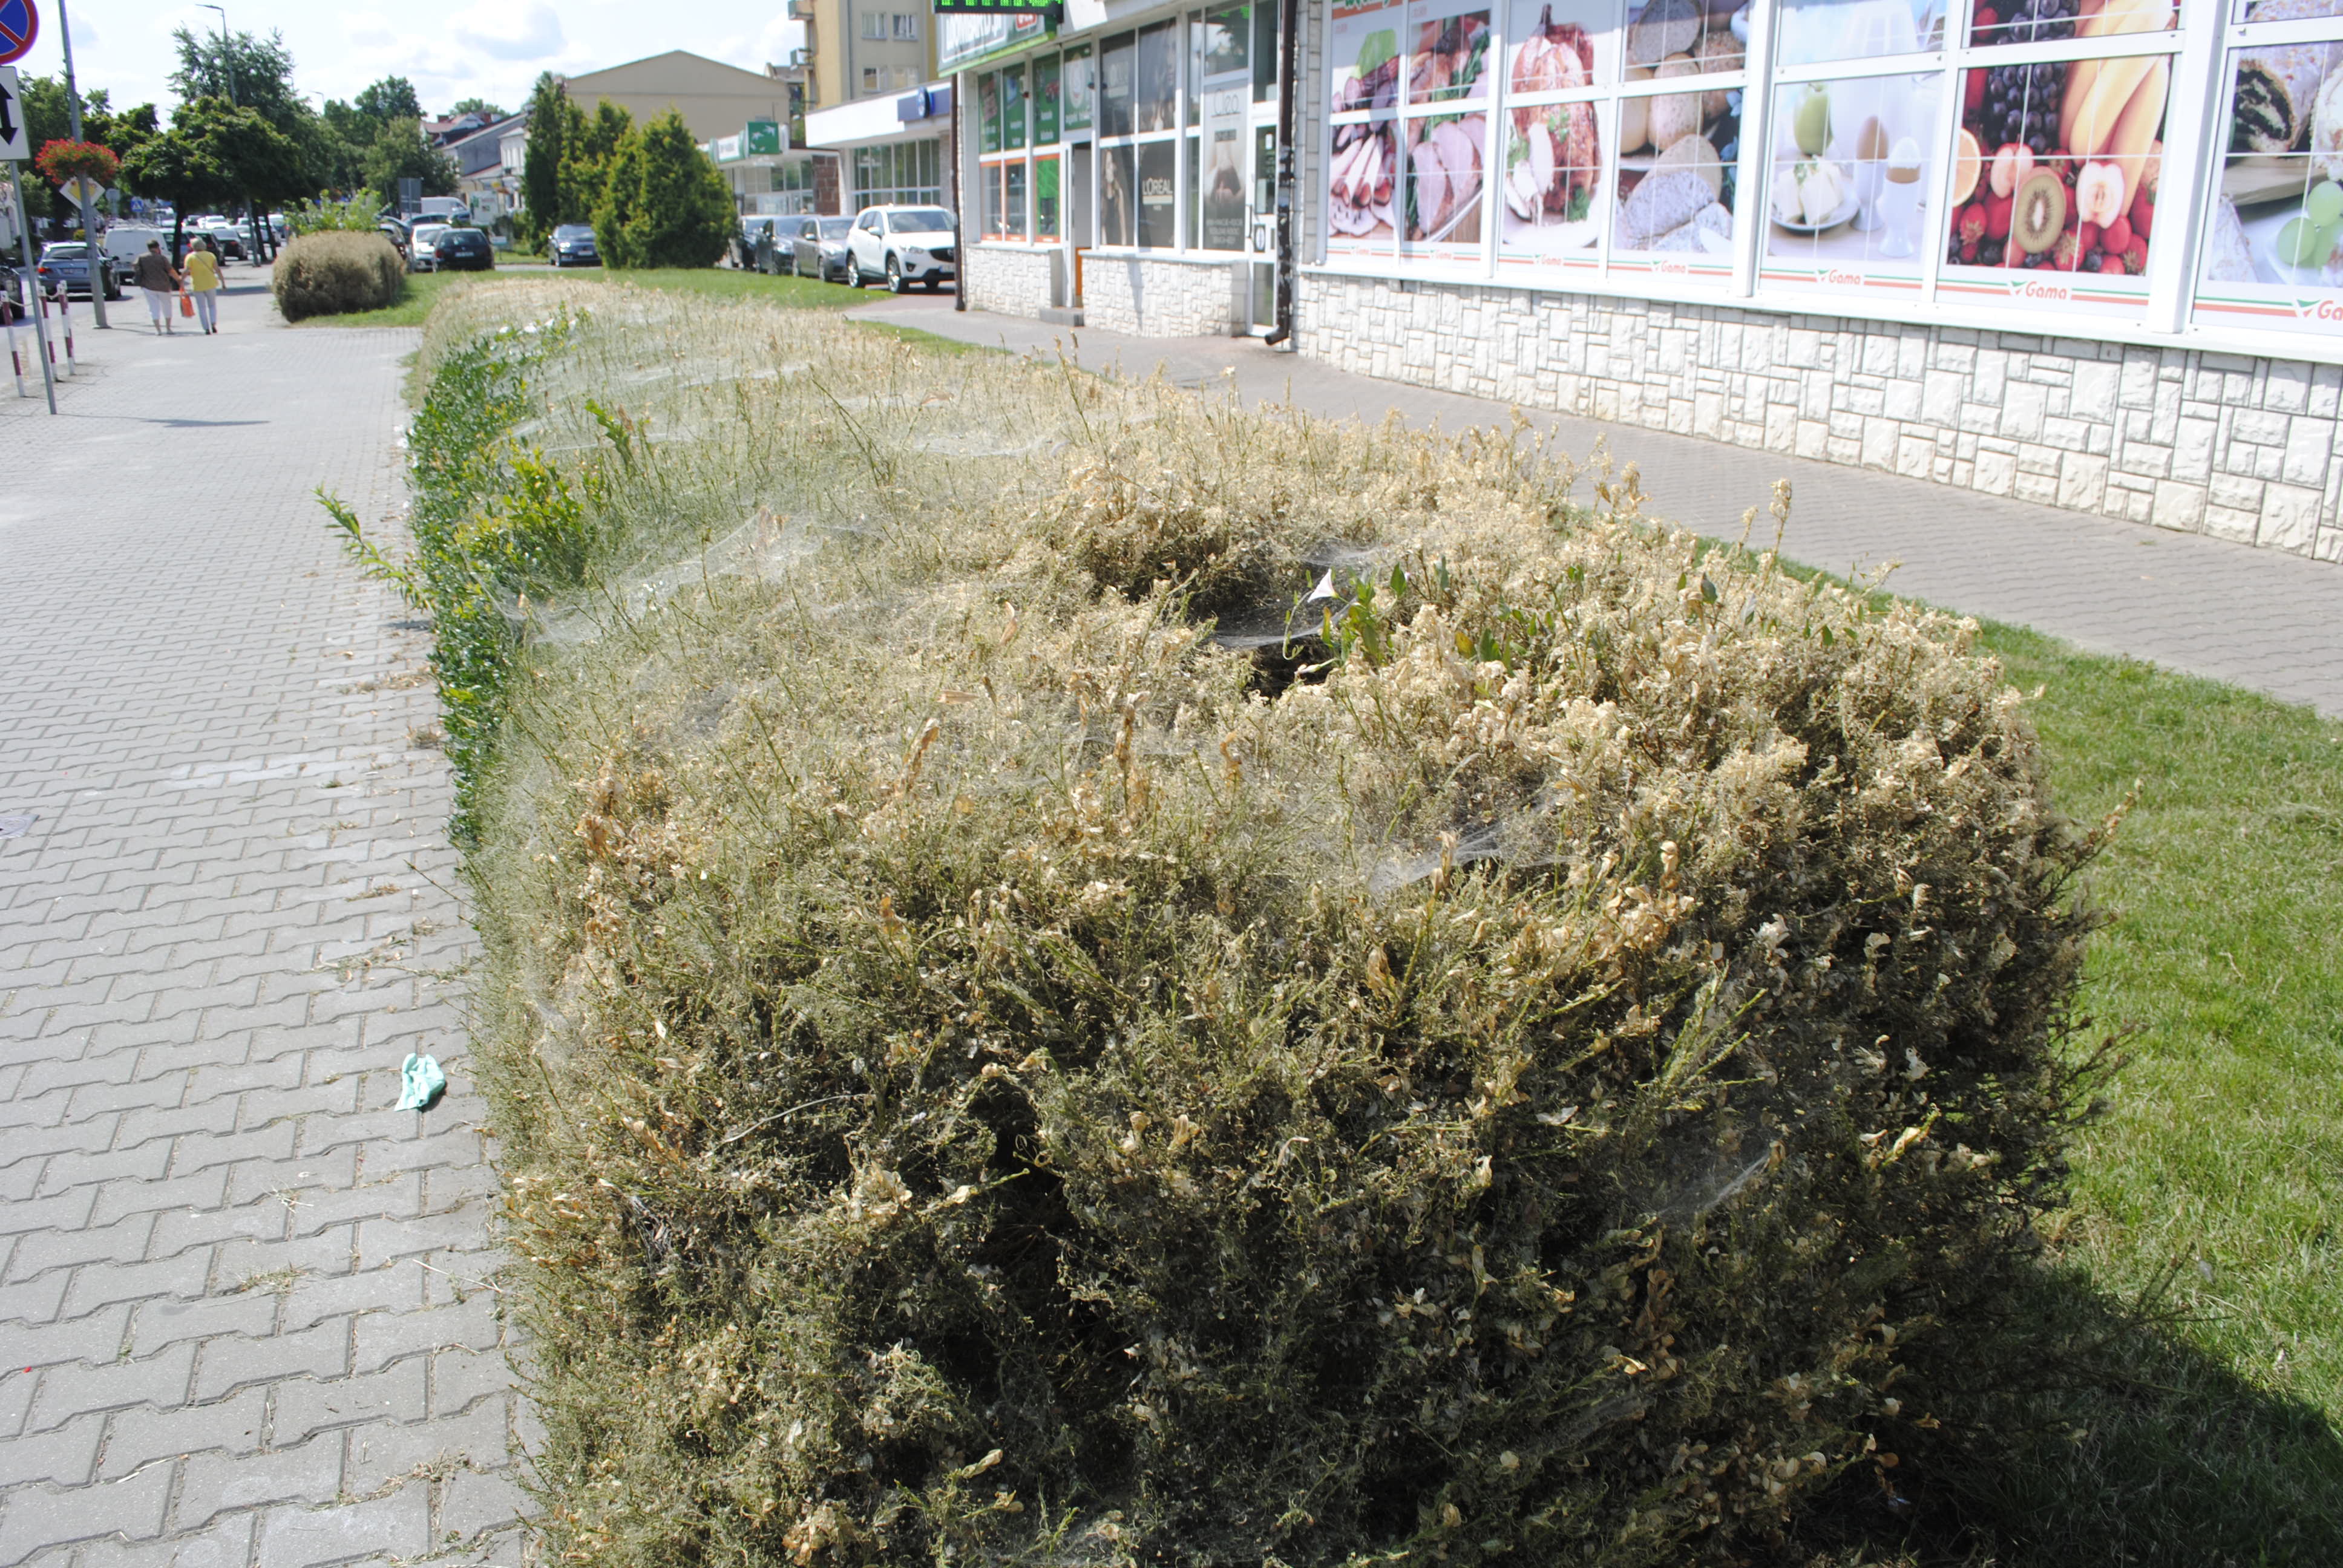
[850,295,2343,719]
[0,278,530,1567]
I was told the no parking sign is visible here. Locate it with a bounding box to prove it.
[0,0,36,68]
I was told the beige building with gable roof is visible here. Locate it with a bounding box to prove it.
[560,50,799,146]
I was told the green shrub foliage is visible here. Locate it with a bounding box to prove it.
[270,230,404,320]
[430,286,2099,1567]
[592,108,736,269]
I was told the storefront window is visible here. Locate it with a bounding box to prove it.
[853,140,943,212]
[1760,70,1944,298]
[1105,142,1139,243]
[2196,5,2343,337]
[1006,158,1030,236]
[1102,33,1136,136]
[1066,46,1097,130]
[1139,20,1182,131]
[1035,54,1064,143]
[980,73,1002,155]
[1196,6,1256,249]
[1003,65,1029,151]
[1037,154,1063,237]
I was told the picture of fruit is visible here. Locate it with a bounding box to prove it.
[1950,128,1982,205]
[1990,142,2033,199]
[1793,85,1833,157]
[2011,167,2067,254]
[2309,180,2343,228]
[2074,161,2125,227]
[2275,215,2335,269]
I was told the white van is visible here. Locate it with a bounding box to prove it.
[101,226,166,269]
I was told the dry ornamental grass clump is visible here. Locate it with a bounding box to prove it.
[441,284,2102,1568]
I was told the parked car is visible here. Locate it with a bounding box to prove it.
[33,241,123,301]
[205,224,247,261]
[548,224,600,267]
[407,223,452,272]
[788,216,853,282]
[732,215,784,270]
[431,226,494,272]
[378,220,412,261]
[846,206,957,293]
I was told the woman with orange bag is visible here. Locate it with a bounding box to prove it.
[185,237,223,335]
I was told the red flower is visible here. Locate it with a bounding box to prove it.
[35,139,121,189]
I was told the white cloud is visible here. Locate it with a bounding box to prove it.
[450,0,565,61]
[342,11,398,50]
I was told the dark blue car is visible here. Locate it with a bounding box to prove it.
[549,224,600,267]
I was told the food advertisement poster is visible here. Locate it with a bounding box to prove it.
[1936,0,2175,317]
[2195,18,2343,335]
[1406,113,1493,259]
[1607,0,1745,281]
[1760,73,1943,297]
[1507,0,1616,88]
[1330,0,1406,252]
[1329,116,1403,252]
[1773,0,1944,66]
[1497,0,1607,270]
[1411,0,1494,105]
[1333,0,1407,116]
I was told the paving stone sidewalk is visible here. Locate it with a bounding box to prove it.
[851,296,2343,719]
[0,283,531,1568]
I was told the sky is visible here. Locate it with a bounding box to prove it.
[7,0,808,119]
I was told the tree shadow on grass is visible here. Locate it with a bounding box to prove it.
[1789,1264,2343,1567]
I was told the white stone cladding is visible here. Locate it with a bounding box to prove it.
[1294,275,2343,563]
[1083,254,1245,338]
[963,243,1059,319]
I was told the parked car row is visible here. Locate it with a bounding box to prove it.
[736,208,956,293]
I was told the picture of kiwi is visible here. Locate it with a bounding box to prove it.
[2011,168,2066,255]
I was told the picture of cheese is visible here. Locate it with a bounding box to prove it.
[2232,42,2336,153]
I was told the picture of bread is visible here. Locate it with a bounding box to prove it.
[2232,41,2336,152]
[2206,195,2258,282]
[1625,0,1702,68]
[1618,168,1715,246]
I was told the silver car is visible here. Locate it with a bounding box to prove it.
[788,216,853,282]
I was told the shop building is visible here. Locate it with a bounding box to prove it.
[804,88,956,215]
[940,0,2343,560]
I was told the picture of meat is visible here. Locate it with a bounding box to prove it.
[1407,114,1490,242]
[1410,10,1493,106]
[1329,120,1403,238]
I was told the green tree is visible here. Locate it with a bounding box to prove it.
[168,27,305,130]
[353,77,424,126]
[591,109,736,269]
[559,100,634,234]
[450,98,507,120]
[518,74,580,243]
[363,117,460,217]
[120,98,303,252]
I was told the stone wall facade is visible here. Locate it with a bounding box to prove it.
[1294,273,2343,562]
[1084,254,1245,338]
[963,243,1059,319]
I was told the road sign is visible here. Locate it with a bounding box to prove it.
[60,174,99,206]
[0,0,35,68]
[0,65,24,162]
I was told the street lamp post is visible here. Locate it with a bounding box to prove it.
[56,0,108,328]
[197,4,266,265]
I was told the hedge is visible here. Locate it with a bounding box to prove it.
[381,284,2103,1568]
[271,230,404,322]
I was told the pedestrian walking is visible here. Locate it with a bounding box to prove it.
[185,238,223,335]
[131,241,182,336]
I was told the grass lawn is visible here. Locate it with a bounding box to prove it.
[1953,624,2343,1560]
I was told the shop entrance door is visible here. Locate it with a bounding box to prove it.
[1246,123,1279,334]
[1069,142,1093,306]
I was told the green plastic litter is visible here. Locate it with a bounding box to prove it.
[396,1053,447,1112]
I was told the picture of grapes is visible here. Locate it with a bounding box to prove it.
[1941,0,2172,288]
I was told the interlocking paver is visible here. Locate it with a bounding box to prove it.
[1,290,526,1565]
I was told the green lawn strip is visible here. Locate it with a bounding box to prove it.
[293,269,480,328]
[1954,624,2343,1557]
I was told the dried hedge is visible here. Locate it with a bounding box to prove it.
[440,286,2100,1568]
[271,230,404,321]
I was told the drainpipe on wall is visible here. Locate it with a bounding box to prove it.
[1263,0,1299,347]
[952,77,966,311]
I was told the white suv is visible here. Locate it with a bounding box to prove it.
[847,206,957,293]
